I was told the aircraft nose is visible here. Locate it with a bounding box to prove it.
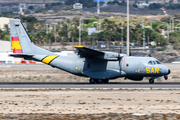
[168,69,171,74]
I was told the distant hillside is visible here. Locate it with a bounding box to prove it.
[90,5,180,16]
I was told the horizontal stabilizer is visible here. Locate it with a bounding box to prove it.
[9,53,34,58]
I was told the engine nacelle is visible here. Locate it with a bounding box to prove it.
[126,76,144,81]
[97,52,119,61]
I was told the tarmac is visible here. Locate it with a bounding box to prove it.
[0,82,179,88]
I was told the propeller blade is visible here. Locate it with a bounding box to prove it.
[129,48,131,56]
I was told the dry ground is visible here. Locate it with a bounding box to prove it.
[0,89,180,119]
[0,89,180,114]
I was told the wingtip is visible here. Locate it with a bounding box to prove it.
[74,46,84,48]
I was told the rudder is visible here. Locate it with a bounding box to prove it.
[10,19,34,54]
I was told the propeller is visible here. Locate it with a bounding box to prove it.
[118,48,123,71]
[129,48,131,56]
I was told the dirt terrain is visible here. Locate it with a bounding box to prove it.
[0,89,180,119]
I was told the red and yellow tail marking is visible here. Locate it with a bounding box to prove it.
[42,55,59,64]
[11,37,22,53]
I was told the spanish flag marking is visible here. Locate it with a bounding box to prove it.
[11,37,22,53]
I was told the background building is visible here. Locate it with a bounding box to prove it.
[0,17,11,31]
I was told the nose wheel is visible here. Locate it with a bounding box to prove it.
[164,75,168,80]
[149,79,154,84]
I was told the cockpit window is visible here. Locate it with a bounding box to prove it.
[153,61,156,65]
[148,61,153,65]
[156,61,161,64]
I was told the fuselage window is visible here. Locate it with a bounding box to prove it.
[156,61,161,64]
[126,64,129,67]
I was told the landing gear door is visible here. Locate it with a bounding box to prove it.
[138,62,145,73]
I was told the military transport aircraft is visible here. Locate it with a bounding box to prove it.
[9,19,171,84]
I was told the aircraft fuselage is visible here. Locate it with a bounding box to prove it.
[36,55,170,81]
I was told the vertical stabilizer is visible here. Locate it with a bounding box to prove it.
[10,19,33,54]
[10,19,53,55]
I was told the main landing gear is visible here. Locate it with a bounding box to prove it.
[89,78,109,84]
[149,79,154,84]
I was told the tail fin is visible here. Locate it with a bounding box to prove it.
[10,19,52,55]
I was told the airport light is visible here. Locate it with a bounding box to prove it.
[59,20,62,31]
[64,22,71,37]
[120,20,124,47]
[97,0,100,14]
[46,24,49,34]
[49,24,51,33]
[142,20,145,48]
[52,23,57,43]
[127,0,129,56]
[79,17,84,46]
[175,19,180,31]
[162,22,169,43]
[170,17,175,32]
[147,19,152,29]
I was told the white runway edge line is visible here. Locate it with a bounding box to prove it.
[0,88,180,91]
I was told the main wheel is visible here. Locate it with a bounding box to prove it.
[96,79,103,84]
[89,78,96,84]
[149,79,154,84]
[103,79,109,83]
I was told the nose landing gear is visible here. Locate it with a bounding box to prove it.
[164,75,168,80]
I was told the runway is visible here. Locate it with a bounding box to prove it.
[0,82,180,88]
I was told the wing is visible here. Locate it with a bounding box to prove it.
[74,46,104,57]
[75,46,121,61]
